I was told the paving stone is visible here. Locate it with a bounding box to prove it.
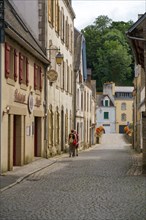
[0,135,145,220]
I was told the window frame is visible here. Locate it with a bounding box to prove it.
[104,112,109,119]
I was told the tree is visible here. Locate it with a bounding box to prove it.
[81,16,134,91]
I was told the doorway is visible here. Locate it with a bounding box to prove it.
[13,115,22,166]
[61,110,64,151]
[34,117,42,157]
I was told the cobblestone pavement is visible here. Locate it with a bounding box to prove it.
[0,135,146,220]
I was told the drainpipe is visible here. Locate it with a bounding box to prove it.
[0,0,5,173]
[73,70,77,130]
[142,20,146,172]
[0,42,2,174]
[44,64,49,158]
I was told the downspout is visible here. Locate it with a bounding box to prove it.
[142,20,146,171]
[44,64,49,158]
[73,70,77,129]
[0,42,2,174]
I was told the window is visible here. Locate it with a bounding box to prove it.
[84,91,86,111]
[81,92,83,111]
[76,89,79,110]
[48,107,53,145]
[5,43,18,82]
[48,0,54,26]
[121,103,126,110]
[67,63,69,92]
[5,43,29,85]
[65,110,68,143]
[61,8,65,42]
[56,110,59,145]
[55,0,59,33]
[34,64,42,91]
[105,100,109,107]
[121,113,126,121]
[19,53,29,86]
[87,93,89,112]
[104,112,109,119]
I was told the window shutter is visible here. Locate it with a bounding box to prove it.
[19,53,23,83]
[5,43,10,78]
[40,67,42,91]
[26,58,29,86]
[14,49,18,81]
[48,0,51,22]
[34,63,37,90]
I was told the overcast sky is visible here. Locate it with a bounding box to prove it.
[72,0,146,30]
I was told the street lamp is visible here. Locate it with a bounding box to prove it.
[46,47,63,65]
[55,51,64,65]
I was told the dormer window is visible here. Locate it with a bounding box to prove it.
[105,100,109,107]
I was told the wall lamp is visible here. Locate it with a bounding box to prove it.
[46,48,64,65]
[3,105,10,116]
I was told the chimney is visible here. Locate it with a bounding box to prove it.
[87,68,92,82]
[138,14,143,19]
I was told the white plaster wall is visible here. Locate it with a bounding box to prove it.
[46,0,74,152]
[96,107,116,133]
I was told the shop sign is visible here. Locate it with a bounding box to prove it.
[28,93,34,113]
[14,89,26,103]
[47,69,58,82]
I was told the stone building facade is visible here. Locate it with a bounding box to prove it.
[96,82,133,134]
[46,0,75,156]
[126,13,146,171]
[0,0,50,173]
[74,29,96,149]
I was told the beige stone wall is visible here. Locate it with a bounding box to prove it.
[115,99,133,133]
[1,36,45,173]
[46,0,74,156]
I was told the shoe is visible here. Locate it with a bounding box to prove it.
[76,154,78,156]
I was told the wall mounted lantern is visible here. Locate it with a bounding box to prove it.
[46,47,63,65]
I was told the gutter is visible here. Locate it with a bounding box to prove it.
[44,64,49,158]
[126,35,146,42]
[5,27,50,64]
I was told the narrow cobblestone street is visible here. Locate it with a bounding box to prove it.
[0,134,146,220]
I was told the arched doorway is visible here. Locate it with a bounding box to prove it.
[61,107,64,151]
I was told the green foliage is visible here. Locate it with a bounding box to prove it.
[81,16,134,91]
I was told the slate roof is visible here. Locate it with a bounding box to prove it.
[96,94,114,107]
[126,13,146,68]
[115,86,134,93]
[74,28,82,71]
[5,0,50,64]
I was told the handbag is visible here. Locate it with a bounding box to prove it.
[73,139,77,145]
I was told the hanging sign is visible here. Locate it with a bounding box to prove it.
[47,69,58,82]
[28,93,34,113]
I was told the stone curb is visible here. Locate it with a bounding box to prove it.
[0,145,100,193]
[0,160,57,193]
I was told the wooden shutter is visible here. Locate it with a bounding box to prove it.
[14,49,18,81]
[34,63,37,90]
[48,0,51,22]
[40,67,42,91]
[19,53,23,83]
[26,58,29,86]
[5,43,10,78]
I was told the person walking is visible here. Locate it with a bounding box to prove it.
[68,130,76,157]
[74,130,79,156]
